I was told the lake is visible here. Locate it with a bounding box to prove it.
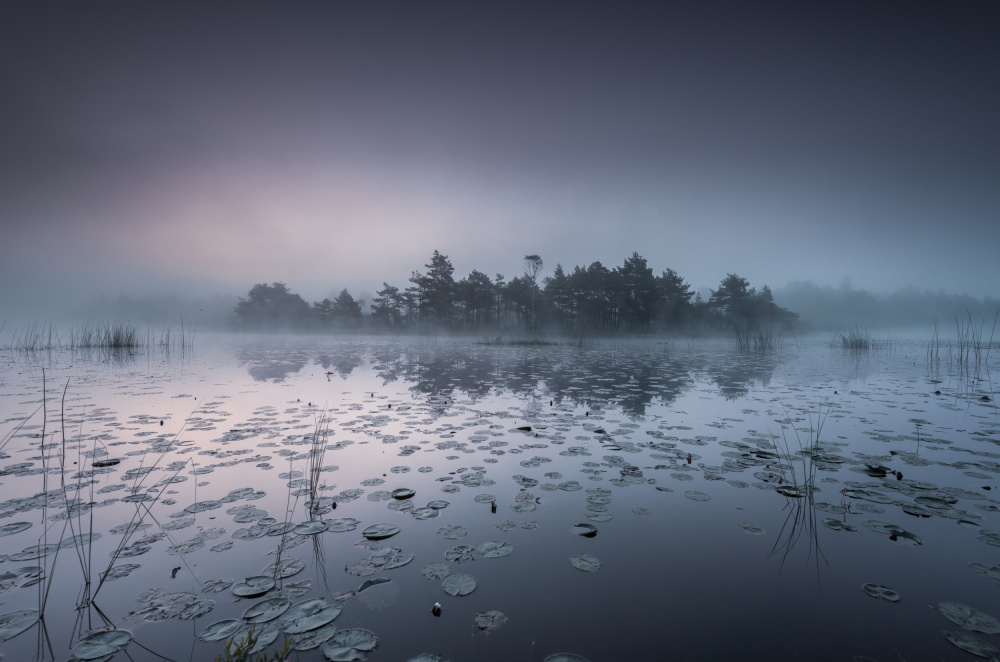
[1,333,998,661]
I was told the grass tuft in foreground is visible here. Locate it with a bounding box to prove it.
[834,325,892,353]
[215,626,292,662]
[733,324,779,352]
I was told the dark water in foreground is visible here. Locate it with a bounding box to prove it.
[1,334,998,662]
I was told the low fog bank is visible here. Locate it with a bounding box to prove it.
[4,280,997,343]
[774,281,999,333]
[1,292,239,331]
[73,293,240,329]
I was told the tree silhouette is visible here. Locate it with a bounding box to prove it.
[235,282,311,328]
[409,250,456,326]
[616,252,657,331]
[523,255,543,330]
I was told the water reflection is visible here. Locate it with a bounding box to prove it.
[237,339,783,414]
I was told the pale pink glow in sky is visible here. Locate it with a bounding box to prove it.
[1,2,997,320]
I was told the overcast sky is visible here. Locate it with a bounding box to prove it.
[1,1,998,316]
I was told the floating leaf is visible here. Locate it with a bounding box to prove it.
[570,554,601,572]
[412,507,440,520]
[422,563,450,580]
[862,584,900,602]
[445,545,475,564]
[436,524,467,539]
[0,522,32,537]
[362,523,401,540]
[0,610,39,642]
[392,488,416,500]
[243,598,291,624]
[442,574,477,596]
[943,630,997,658]
[72,629,133,660]
[293,520,329,535]
[370,547,413,569]
[102,563,141,581]
[262,558,306,579]
[860,520,904,535]
[684,490,711,502]
[358,577,391,593]
[737,523,764,535]
[329,628,378,651]
[475,610,509,631]
[545,654,591,662]
[232,575,276,597]
[936,602,1000,634]
[199,619,244,641]
[285,622,334,651]
[327,518,360,533]
[323,628,379,660]
[179,599,214,620]
[478,540,514,558]
[585,512,613,522]
[571,524,597,537]
[284,603,342,634]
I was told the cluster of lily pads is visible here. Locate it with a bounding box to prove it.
[0,336,997,662]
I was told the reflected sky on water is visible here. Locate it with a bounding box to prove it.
[0,334,998,661]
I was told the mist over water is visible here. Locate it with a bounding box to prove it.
[1,3,999,660]
[1,333,998,661]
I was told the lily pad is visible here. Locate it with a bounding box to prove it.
[199,619,244,641]
[72,629,133,660]
[287,621,336,650]
[860,520,904,535]
[0,522,32,537]
[475,610,509,631]
[370,547,414,569]
[943,630,998,658]
[545,655,591,662]
[243,598,291,623]
[329,628,378,651]
[936,602,1000,633]
[392,488,416,500]
[585,513,613,523]
[571,524,597,537]
[327,518,360,532]
[684,490,711,501]
[358,577,391,592]
[262,558,306,579]
[284,603,342,634]
[323,628,379,660]
[0,609,39,642]
[445,545,476,564]
[570,554,601,572]
[363,523,401,540]
[478,540,514,558]
[442,574,477,596]
[436,524,467,539]
[293,520,329,535]
[421,563,451,580]
[232,575,276,597]
[862,584,900,602]
[179,600,215,620]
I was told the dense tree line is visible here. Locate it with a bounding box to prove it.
[234,250,797,333]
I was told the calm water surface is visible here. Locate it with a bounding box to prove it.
[1,334,998,661]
